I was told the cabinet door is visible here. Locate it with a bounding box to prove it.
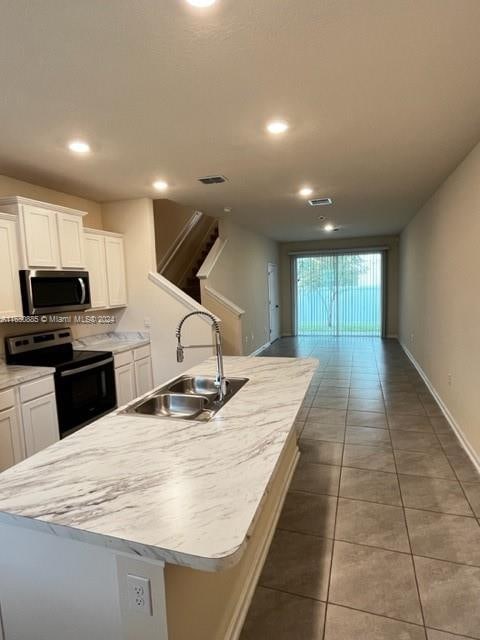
[0,218,22,318]
[22,205,59,268]
[0,407,24,472]
[84,234,108,308]
[115,363,136,407]
[57,212,85,269]
[134,357,153,397]
[22,393,59,457]
[105,237,127,307]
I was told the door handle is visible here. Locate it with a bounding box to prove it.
[78,277,86,304]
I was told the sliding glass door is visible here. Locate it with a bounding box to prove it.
[294,251,384,337]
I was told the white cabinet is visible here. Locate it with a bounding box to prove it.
[22,204,60,268]
[84,233,108,308]
[114,345,153,406]
[57,212,85,269]
[84,229,127,309]
[0,214,22,318]
[105,236,127,307]
[0,196,87,270]
[21,393,59,457]
[134,357,154,398]
[115,364,136,407]
[0,407,24,472]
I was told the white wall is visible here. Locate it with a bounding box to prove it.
[102,198,214,384]
[206,219,279,354]
[399,140,480,461]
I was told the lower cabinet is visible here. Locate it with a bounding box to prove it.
[21,393,59,457]
[115,363,136,407]
[134,357,154,398]
[0,407,24,472]
[114,346,153,407]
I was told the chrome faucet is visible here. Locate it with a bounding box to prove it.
[175,311,227,400]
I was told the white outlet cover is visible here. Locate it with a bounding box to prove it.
[127,574,153,616]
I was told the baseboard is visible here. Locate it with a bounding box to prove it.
[225,448,300,640]
[400,342,480,473]
[249,341,271,357]
[386,334,399,339]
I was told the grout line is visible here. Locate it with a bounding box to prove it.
[383,371,428,631]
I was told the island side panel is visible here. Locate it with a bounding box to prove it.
[164,426,299,640]
[0,523,169,640]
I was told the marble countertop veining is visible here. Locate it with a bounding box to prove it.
[0,358,55,391]
[0,356,316,571]
[73,331,150,354]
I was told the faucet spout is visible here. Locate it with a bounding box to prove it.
[175,311,227,400]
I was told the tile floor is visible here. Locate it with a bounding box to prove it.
[240,336,480,640]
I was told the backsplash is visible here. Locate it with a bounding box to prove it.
[0,310,121,355]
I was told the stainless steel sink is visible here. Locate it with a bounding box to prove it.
[132,393,209,419]
[122,375,249,422]
[167,375,225,400]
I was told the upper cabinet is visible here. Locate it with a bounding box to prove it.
[57,212,85,269]
[0,196,87,270]
[0,214,22,318]
[84,228,128,309]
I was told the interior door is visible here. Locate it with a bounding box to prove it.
[268,262,280,343]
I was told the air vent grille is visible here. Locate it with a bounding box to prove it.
[198,175,228,185]
[308,197,333,206]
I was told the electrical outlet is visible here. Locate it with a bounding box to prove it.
[127,574,152,616]
[410,333,415,343]
[144,317,152,328]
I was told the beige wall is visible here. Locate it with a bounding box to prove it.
[399,141,480,461]
[102,198,214,384]
[279,236,399,337]
[0,174,103,229]
[207,219,280,354]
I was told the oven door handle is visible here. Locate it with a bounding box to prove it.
[78,277,87,305]
[59,357,114,377]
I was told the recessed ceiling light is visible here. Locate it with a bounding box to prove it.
[299,187,313,197]
[186,0,216,6]
[153,180,169,191]
[224,207,232,213]
[266,120,289,135]
[324,223,334,232]
[68,140,90,154]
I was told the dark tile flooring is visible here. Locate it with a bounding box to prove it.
[240,336,480,640]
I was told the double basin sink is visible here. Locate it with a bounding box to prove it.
[122,374,249,422]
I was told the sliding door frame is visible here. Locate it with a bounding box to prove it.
[291,247,388,338]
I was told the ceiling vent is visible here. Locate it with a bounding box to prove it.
[198,175,228,185]
[308,197,333,206]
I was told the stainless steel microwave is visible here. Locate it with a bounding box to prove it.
[19,270,91,315]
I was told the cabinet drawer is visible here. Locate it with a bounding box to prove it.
[20,376,55,403]
[114,350,133,368]
[133,345,151,361]
[0,388,16,412]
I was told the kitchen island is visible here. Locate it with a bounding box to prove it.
[0,356,316,640]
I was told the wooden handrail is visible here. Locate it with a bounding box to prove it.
[157,210,204,274]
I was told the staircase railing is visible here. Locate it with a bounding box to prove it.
[157,210,204,275]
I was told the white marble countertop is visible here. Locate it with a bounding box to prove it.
[73,331,150,355]
[0,359,55,391]
[0,356,316,571]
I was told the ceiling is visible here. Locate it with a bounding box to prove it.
[1,1,480,241]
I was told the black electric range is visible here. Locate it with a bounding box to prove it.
[5,328,117,438]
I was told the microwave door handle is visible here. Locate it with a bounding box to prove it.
[59,357,114,377]
[78,277,86,305]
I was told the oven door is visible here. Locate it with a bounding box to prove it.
[55,357,117,437]
[20,270,91,315]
